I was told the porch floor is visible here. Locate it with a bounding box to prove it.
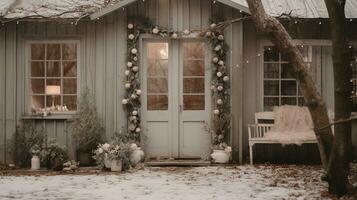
[145,159,211,167]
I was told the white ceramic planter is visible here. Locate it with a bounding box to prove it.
[110,160,122,172]
[31,155,40,170]
[104,156,111,168]
[130,148,144,167]
[211,150,231,163]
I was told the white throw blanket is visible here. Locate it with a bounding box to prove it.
[264,105,316,145]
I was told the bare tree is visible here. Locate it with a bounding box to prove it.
[246,0,352,196]
[324,0,353,196]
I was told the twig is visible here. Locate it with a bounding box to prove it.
[316,115,357,132]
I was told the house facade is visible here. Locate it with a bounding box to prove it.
[0,0,356,164]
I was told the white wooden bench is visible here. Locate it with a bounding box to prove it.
[247,112,317,164]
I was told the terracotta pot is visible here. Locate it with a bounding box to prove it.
[110,160,122,172]
[211,150,231,163]
[77,151,95,166]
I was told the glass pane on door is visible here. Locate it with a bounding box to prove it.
[182,42,205,110]
[147,42,169,110]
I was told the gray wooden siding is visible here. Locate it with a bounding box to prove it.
[0,10,128,163]
[0,0,244,163]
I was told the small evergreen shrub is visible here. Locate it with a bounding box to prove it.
[71,87,105,153]
[10,121,46,167]
[40,139,68,171]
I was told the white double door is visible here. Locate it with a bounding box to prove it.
[142,39,211,159]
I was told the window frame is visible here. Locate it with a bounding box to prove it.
[26,40,80,115]
[258,39,331,111]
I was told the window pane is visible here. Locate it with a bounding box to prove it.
[147,95,168,110]
[281,63,294,79]
[31,62,45,77]
[31,96,44,110]
[183,95,204,110]
[281,80,297,95]
[46,62,61,77]
[31,44,45,60]
[147,43,168,59]
[264,97,279,111]
[183,78,204,93]
[264,46,279,61]
[47,44,61,60]
[147,78,168,93]
[63,44,77,60]
[31,79,45,94]
[298,97,305,106]
[184,60,204,76]
[64,96,77,110]
[148,59,168,76]
[281,97,297,105]
[46,95,61,108]
[183,42,204,59]
[46,79,61,95]
[63,62,77,77]
[63,79,77,94]
[264,80,279,95]
[264,63,279,78]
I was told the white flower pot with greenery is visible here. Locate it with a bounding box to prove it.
[130,143,144,167]
[30,145,41,170]
[211,145,232,164]
[110,159,123,172]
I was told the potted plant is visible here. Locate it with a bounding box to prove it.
[211,143,232,164]
[40,139,68,171]
[129,143,145,167]
[108,142,132,172]
[30,145,41,170]
[93,143,111,170]
[71,87,104,166]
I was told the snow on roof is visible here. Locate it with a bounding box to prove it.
[1,0,357,20]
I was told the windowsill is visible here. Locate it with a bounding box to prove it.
[22,112,76,120]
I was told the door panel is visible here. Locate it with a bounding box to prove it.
[143,40,210,159]
[179,41,210,158]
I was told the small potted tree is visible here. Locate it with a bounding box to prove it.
[40,139,68,171]
[71,87,104,166]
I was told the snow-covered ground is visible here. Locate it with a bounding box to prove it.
[0,165,355,200]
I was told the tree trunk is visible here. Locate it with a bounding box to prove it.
[246,0,334,168]
[324,0,353,196]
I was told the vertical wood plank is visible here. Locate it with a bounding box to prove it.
[95,19,106,122]
[0,25,6,163]
[189,0,201,31]
[158,0,170,27]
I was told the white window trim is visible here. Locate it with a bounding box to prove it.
[258,39,331,111]
[25,40,81,115]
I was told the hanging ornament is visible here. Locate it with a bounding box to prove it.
[210,23,217,29]
[152,27,159,34]
[127,62,133,67]
[211,85,216,90]
[183,29,190,35]
[135,127,141,133]
[127,23,134,29]
[218,60,224,66]
[213,109,220,115]
[217,99,223,105]
[125,83,131,89]
[206,31,212,37]
[122,99,128,105]
[136,89,142,95]
[223,76,229,82]
[212,57,219,63]
[171,32,178,39]
[125,70,130,76]
[132,110,138,116]
[131,116,137,120]
[216,72,223,77]
[217,85,223,91]
[132,66,139,72]
[128,34,135,40]
[131,48,138,54]
[214,45,222,51]
[133,56,138,61]
[218,35,224,41]
[131,94,137,99]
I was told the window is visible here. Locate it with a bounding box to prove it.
[262,45,319,111]
[29,42,78,113]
